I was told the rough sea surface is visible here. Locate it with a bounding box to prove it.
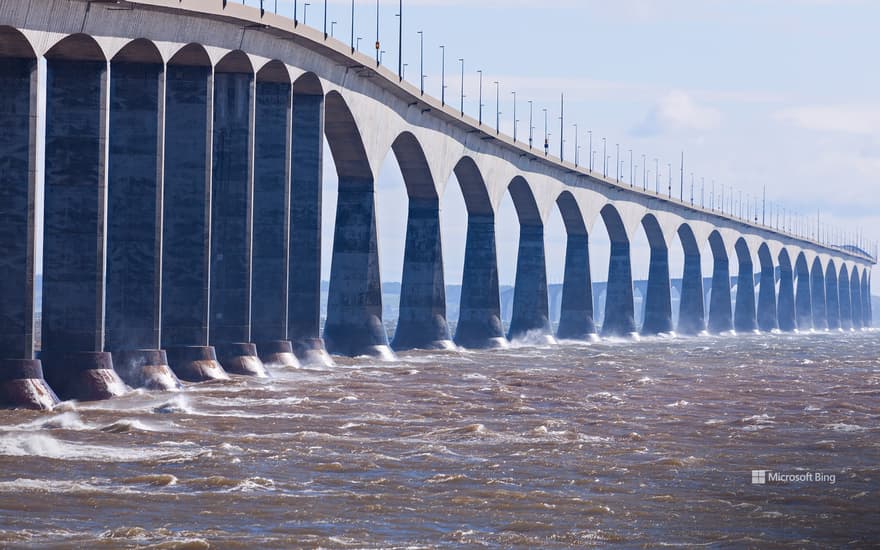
[0,330,878,548]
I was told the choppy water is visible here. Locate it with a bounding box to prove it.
[1,331,878,548]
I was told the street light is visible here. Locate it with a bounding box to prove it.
[357,36,363,51]
[478,69,483,125]
[295,0,299,26]
[323,0,328,38]
[458,58,464,116]
[602,137,607,177]
[350,0,355,52]
[543,108,549,156]
[375,0,380,66]
[642,154,646,191]
[512,91,518,142]
[494,81,500,134]
[528,100,534,148]
[440,46,446,106]
[628,149,633,186]
[615,143,620,182]
[574,124,579,166]
[588,131,592,171]
[331,20,336,37]
[418,31,425,95]
[397,0,402,80]
[304,3,310,26]
[654,158,659,194]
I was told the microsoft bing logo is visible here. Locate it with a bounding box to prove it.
[752,470,767,484]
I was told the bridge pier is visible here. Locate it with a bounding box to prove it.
[708,240,733,333]
[251,74,299,367]
[839,270,852,330]
[209,65,266,376]
[756,249,778,332]
[289,85,331,365]
[795,259,813,330]
[811,262,827,330]
[41,50,126,401]
[851,273,863,329]
[105,53,180,391]
[508,223,553,342]
[557,232,597,339]
[862,274,872,327]
[393,198,452,350]
[778,258,796,331]
[161,55,227,382]
[455,215,507,348]
[0,48,58,408]
[679,251,706,335]
[642,246,673,335]
[603,241,636,337]
[825,266,840,330]
[734,243,757,333]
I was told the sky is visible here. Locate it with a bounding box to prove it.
[292,0,880,293]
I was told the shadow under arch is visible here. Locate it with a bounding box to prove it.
[249,59,297,367]
[810,257,827,330]
[555,191,596,339]
[793,252,812,330]
[756,243,778,332]
[640,214,672,335]
[322,90,390,357]
[677,223,706,335]
[599,204,635,336]
[388,131,451,350]
[506,176,552,341]
[839,264,852,329]
[733,238,757,332]
[850,265,863,329]
[0,26,39,374]
[777,249,796,331]
[825,260,840,329]
[105,37,167,375]
[286,71,327,362]
[452,156,505,349]
[707,230,733,333]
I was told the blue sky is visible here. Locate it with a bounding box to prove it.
[271,0,878,292]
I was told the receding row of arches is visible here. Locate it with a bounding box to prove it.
[0,29,872,405]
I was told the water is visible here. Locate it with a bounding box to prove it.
[0,331,878,547]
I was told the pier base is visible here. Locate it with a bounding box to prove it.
[42,352,127,402]
[112,350,181,391]
[216,343,267,377]
[166,346,228,382]
[0,359,59,410]
[257,340,300,368]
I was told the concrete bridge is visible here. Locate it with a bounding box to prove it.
[0,0,873,409]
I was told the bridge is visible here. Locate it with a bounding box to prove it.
[0,0,874,409]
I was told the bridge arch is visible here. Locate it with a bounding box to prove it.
[733,237,757,332]
[707,230,733,333]
[0,26,36,58]
[640,214,672,335]
[756,243,778,332]
[505,176,551,341]
[168,42,212,67]
[794,252,812,330]
[599,204,635,336]
[677,223,706,335]
[451,156,504,348]
[45,33,106,61]
[388,131,450,350]
[322,90,389,357]
[111,38,163,64]
[825,260,840,329]
[555,191,595,339]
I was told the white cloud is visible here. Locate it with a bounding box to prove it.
[632,91,722,136]
[776,105,880,135]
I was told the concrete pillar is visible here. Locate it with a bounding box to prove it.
[251,79,298,367]
[734,258,757,332]
[557,233,596,339]
[825,269,840,330]
[0,56,58,408]
[811,265,827,330]
[210,71,265,375]
[393,198,452,350]
[851,275,863,329]
[641,247,673,335]
[288,92,329,364]
[678,252,706,334]
[708,256,733,333]
[757,261,778,332]
[508,223,553,341]
[454,214,506,348]
[602,241,636,336]
[41,58,126,401]
[839,272,852,330]
[795,270,813,330]
[161,64,227,382]
[324,180,391,357]
[862,273,872,327]
[778,264,796,331]
[105,61,180,390]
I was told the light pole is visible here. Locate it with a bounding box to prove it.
[295,0,299,26]
[628,149,633,186]
[440,46,446,106]
[323,0,328,38]
[331,20,336,37]
[304,3,310,26]
[357,36,362,51]
[616,143,620,182]
[667,163,672,198]
[397,0,402,80]
[375,0,380,66]
[458,58,464,116]
[701,177,705,209]
[559,94,565,161]
[350,0,354,52]
[528,100,534,149]
[543,108,549,156]
[418,31,424,95]
[512,91,518,142]
[654,158,659,194]
[642,154,646,191]
[494,81,500,134]
[602,137,607,177]
[574,124,579,166]
[679,151,684,201]
[478,69,483,125]
[690,173,694,206]
[588,131,592,171]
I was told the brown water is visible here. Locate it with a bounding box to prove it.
[0,331,878,548]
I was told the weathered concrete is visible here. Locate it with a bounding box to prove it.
[810,260,827,330]
[0,360,59,410]
[113,350,180,391]
[251,77,299,367]
[733,240,757,332]
[508,224,552,341]
[557,233,596,339]
[794,255,813,330]
[678,231,706,334]
[454,214,507,348]
[642,247,673,335]
[862,273,872,327]
[288,88,329,364]
[161,59,226,380]
[757,246,778,332]
[778,253,796,332]
[850,271,863,330]
[708,234,733,333]
[839,268,852,330]
[825,264,840,330]
[41,51,126,400]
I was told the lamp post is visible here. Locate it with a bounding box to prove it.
[602,137,607,177]
[375,0,380,66]
[588,131,592,171]
[642,154,646,191]
[331,20,336,37]
[458,58,464,116]
[418,31,424,95]
[543,108,549,156]
[528,100,533,149]
[654,158,659,194]
[323,0,328,38]
[397,0,402,80]
[478,70,483,125]
[559,94,565,161]
[628,149,633,186]
[440,46,446,106]
[304,3,310,26]
[615,143,620,182]
[357,36,362,51]
[667,163,672,198]
[295,0,299,26]
[574,124,579,166]
[512,91,518,142]
[350,0,354,52]
[494,81,500,134]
